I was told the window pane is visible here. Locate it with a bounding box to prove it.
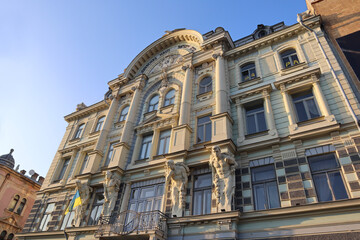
[252,165,276,182]
[257,112,267,132]
[254,184,266,210]
[267,181,280,209]
[195,174,212,188]
[205,123,212,142]
[197,125,204,143]
[313,173,333,202]
[306,98,320,119]
[308,154,338,172]
[246,115,256,134]
[158,139,165,155]
[291,54,299,65]
[140,187,155,198]
[295,102,308,122]
[250,69,257,79]
[204,189,212,214]
[198,115,210,124]
[328,171,348,200]
[242,71,250,82]
[193,191,202,215]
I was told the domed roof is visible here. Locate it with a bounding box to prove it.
[0,149,15,169]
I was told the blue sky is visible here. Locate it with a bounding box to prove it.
[0,0,307,177]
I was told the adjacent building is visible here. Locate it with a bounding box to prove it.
[18,11,360,240]
[0,150,43,240]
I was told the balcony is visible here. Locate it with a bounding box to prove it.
[95,210,168,239]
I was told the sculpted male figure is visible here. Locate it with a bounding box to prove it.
[209,146,238,212]
[166,160,190,217]
[101,171,120,217]
[73,180,92,226]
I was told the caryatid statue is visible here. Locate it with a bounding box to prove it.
[166,160,190,217]
[73,180,92,226]
[209,146,238,212]
[101,171,121,217]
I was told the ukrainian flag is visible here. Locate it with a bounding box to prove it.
[65,190,81,215]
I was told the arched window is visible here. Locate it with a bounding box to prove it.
[8,195,20,212]
[258,30,267,38]
[199,77,212,94]
[241,63,257,82]
[94,116,105,132]
[119,106,129,122]
[148,95,159,112]
[0,231,7,240]
[74,124,85,139]
[16,198,26,215]
[281,49,299,68]
[164,89,175,106]
[6,233,14,240]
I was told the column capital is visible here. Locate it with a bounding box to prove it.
[262,89,270,98]
[181,64,193,71]
[212,52,224,60]
[279,84,286,94]
[311,73,320,84]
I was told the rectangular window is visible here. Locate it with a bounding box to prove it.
[79,154,89,174]
[157,129,171,155]
[38,203,55,231]
[88,190,105,225]
[292,90,320,122]
[57,159,70,181]
[104,143,115,166]
[197,115,212,143]
[139,134,153,159]
[245,102,267,135]
[193,173,212,215]
[251,165,280,210]
[308,153,348,202]
[60,209,75,230]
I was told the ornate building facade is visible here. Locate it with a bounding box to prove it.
[18,12,360,240]
[0,150,43,240]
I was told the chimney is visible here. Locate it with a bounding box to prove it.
[20,170,26,175]
[31,172,39,181]
[38,176,45,185]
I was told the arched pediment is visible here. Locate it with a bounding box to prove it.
[124,29,203,80]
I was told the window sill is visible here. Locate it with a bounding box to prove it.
[245,130,269,139]
[68,138,81,144]
[238,77,262,89]
[135,158,148,164]
[297,116,325,126]
[89,131,100,137]
[280,62,308,76]
[143,110,157,119]
[114,120,125,129]
[160,104,174,113]
[193,140,212,148]
[196,91,213,102]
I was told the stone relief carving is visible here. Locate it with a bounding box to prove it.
[101,171,121,217]
[150,54,182,74]
[209,146,238,212]
[73,180,92,226]
[166,160,190,217]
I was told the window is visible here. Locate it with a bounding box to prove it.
[39,203,55,231]
[119,106,129,122]
[308,153,348,202]
[193,174,212,215]
[60,203,75,230]
[139,134,153,159]
[104,143,115,167]
[8,195,19,212]
[241,63,257,82]
[251,165,280,210]
[258,30,267,38]
[281,49,299,68]
[292,90,320,122]
[88,190,104,225]
[16,198,26,215]
[74,124,85,139]
[79,154,89,174]
[94,116,105,132]
[199,76,212,94]
[197,115,212,143]
[57,158,70,181]
[164,89,175,106]
[6,234,14,240]
[245,102,267,135]
[0,231,7,240]
[157,129,171,155]
[148,95,159,112]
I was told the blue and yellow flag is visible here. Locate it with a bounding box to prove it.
[65,190,82,215]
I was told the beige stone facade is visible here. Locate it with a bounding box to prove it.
[17,13,360,240]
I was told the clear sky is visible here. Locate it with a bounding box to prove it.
[0,0,307,177]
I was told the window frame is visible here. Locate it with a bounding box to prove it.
[87,189,105,226]
[157,129,171,155]
[251,164,280,210]
[119,105,130,122]
[104,143,115,167]
[73,123,85,139]
[280,48,300,69]
[139,134,153,160]
[38,203,55,231]
[94,116,105,132]
[8,195,20,212]
[241,62,257,82]
[291,89,321,123]
[196,115,212,144]
[164,89,175,107]
[308,153,349,202]
[79,153,89,174]
[192,173,212,215]
[148,95,159,112]
[15,198,26,215]
[56,158,70,181]
[198,76,212,95]
[60,200,75,230]
[245,101,267,135]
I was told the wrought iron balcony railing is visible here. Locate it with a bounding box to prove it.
[95,210,168,238]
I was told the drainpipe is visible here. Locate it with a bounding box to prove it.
[297,13,360,130]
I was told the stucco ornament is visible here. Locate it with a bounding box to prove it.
[101,171,121,217]
[209,146,238,212]
[150,54,182,74]
[166,160,190,217]
[73,180,92,226]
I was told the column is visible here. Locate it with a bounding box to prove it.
[312,78,331,117]
[236,100,245,144]
[262,90,277,136]
[280,84,296,127]
[213,53,228,114]
[178,65,193,125]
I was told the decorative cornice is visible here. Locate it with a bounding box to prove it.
[64,101,108,122]
[273,67,321,89]
[231,84,272,101]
